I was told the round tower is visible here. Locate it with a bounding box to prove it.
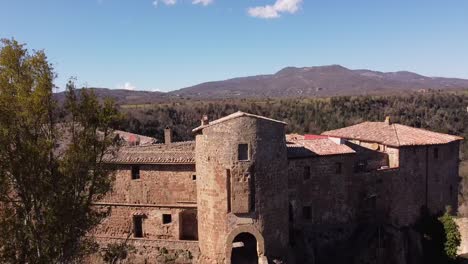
[194,112,289,264]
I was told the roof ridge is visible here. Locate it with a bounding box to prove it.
[392,124,401,146]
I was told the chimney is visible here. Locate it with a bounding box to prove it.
[384,116,391,125]
[201,115,209,126]
[164,126,172,144]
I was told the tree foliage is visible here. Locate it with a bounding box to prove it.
[119,93,468,159]
[0,39,121,263]
[439,206,461,260]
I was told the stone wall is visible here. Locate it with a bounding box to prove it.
[288,154,355,227]
[101,164,196,205]
[92,205,198,241]
[88,236,199,264]
[195,116,289,263]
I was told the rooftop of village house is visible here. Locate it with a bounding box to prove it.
[286,134,355,157]
[322,117,463,147]
[102,114,464,164]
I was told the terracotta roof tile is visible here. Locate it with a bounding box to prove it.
[322,122,463,147]
[286,134,355,158]
[104,141,195,164]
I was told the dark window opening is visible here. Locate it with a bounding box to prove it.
[192,174,197,181]
[303,206,312,220]
[434,148,439,159]
[133,216,143,238]
[303,166,311,181]
[355,160,367,173]
[238,144,249,161]
[250,172,255,212]
[162,214,172,224]
[131,165,140,180]
[335,162,342,174]
[227,169,231,213]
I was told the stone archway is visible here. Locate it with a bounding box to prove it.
[225,225,265,264]
[231,233,258,264]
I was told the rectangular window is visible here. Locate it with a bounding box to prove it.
[434,148,439,159]
[335,162,342,174]
[192,174,197,181]
[303,166,311,181]
[162,214,172,224]
[133,216,143,238]
[131,165,140,180]
[238,144,249,161]
[302,206,312,220]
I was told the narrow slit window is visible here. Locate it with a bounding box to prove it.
[133,216,143,238]
[302,206,312,220]
[303,166,311,181]
[192,174,197,181]
[238,144,249,161]
[131,165,140,180]
[162,214,172,224]
[335,162,342,174]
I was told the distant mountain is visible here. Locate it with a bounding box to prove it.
[168,65,468,98]
[54,65,468,103]
[54,88,167,105]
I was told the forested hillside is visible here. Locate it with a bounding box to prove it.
[118,91,468,160]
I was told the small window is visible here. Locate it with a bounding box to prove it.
[355,160,367,172]
[434,148,439,159]
[133,216,143,238]
[131,165,140,180]
[302,206,312,220]
[303,166,311,181]
[162,214,172,224]
[335,162,342,174]
[192,175,197,181]
[238,144,249,161]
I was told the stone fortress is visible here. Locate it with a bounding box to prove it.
[91,111,463,264]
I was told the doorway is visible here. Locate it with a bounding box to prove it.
[231,232,258,264]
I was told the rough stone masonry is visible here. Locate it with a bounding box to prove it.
[89,111,463,264]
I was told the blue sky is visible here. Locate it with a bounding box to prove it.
[1,0,467,92]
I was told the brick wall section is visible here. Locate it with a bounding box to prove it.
[196,116,289,263]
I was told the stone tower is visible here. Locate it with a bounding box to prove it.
[193,112,289,264]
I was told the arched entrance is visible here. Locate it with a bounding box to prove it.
[231,233,258,264]
[225,225,265,264]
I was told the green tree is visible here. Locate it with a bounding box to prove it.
[0,39,121,263]
[439,206,461,261]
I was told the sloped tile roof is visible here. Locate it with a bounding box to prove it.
[286,134,355,158]
[322,122,463,147]
[104,141,195,164]
[193,111,287,132]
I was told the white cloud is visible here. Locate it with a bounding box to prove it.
[117,82,137,91]
[153,0,177,7]
[248,0,303,19]
[192,0,213,6]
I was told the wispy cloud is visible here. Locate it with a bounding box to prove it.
[192,0,213,6]
[117,82,137,91]
[153,0,177,7]
[248,0,303,19]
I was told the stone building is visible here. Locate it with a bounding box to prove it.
[92,111,463,264]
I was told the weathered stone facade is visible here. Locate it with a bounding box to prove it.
[91,112,462,264]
